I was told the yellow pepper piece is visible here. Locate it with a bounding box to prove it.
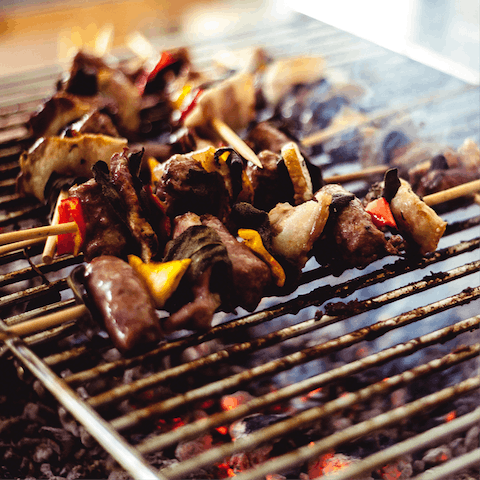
[172,84,192,110]
[148,157,163,184]
[237,229,286,288]
[128,255,191,308]
[281,142,313,205]
[190,146,217,173]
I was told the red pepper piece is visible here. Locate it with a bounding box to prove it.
[144,185,171,238]
[179,88,203,122]
[136,51,176,95]
[57,197,86,256]
[365,196,398,229]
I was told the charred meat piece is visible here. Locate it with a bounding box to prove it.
[247,121,294,155]
[201,214,272,311]
[156,154,231,224]
[16,134,127,202]
[85,255,163,354]
[163,216,233,331]
[109,151,158,262]
[28,93,94,138]
[69,179,131,261]
[61,110,120,138]
[65,51,142,136]
[315,184,400,270]
[268,188,331,272]
[246,121,323,194]
[389,175,447,255]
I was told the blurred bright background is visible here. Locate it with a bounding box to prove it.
[0,0,478,84]
[0,0,292,76]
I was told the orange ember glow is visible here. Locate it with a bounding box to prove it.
[172,417,185,429]
[301,387,323,402]
[378,464,402,480]
[216,425,228,435]
[222,397,239,410]
[217,463,237,478]
[445,410,456,422]
[309,451,353,478]
[322,454,351,474]
[440,452,449,462]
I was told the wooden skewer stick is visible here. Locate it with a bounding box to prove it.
[423,179,480,207]
[0,237,47,256]
[324,165,389,184]
[211,117,263,169]
[0,222,77,247]
[42,189,70,264]
[0,304,89,341]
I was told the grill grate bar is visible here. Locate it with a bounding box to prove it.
[0,256,81,289]
[110,288,480,431]
[0,278,69,310]
[136,315,480,455]
[322,406,480,480]
[228,376,480,480]
[3,333,165,480]
[160,352,480,479]
[412,447,480,480]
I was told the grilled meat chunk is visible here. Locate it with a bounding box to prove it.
[163,216,233,331]
[85,255,163,354]
[201,214,272,311]
[268,188,331,271]
[29,93,94,138]
[316,184,400,270]
[66,51,142,136]
[16,134,127,202]
[110,151,158,262]
[390,177,447,255]
[61,110,120,138]
[69,179,131,261]
[156,154,230,223]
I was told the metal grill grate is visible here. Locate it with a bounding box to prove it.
[0,13,479,480]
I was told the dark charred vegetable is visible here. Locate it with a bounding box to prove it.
[163,225,233,330]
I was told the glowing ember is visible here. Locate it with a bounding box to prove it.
[220,391,253,411]
[216,425,229,435]
[308,451,354,478]
[301,387,323,402]
[445,410,456,422]
[200,398,215,410]
[172,417,185,429]
[217,463,237,478]
[378,463,403,480]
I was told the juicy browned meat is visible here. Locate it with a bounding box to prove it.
[17,134,127,202]
[163,222,233,331]
[110,151,158,262]
[85,255,163,354]
[316,184,399,269]
[69,179,131,261]
[62,110,120,138]
[415,168,479,198]
[246,122,293,154]
[156,154,230,223]
[201,214,272,311]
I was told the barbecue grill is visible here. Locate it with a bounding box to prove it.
[1,13,479,480]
